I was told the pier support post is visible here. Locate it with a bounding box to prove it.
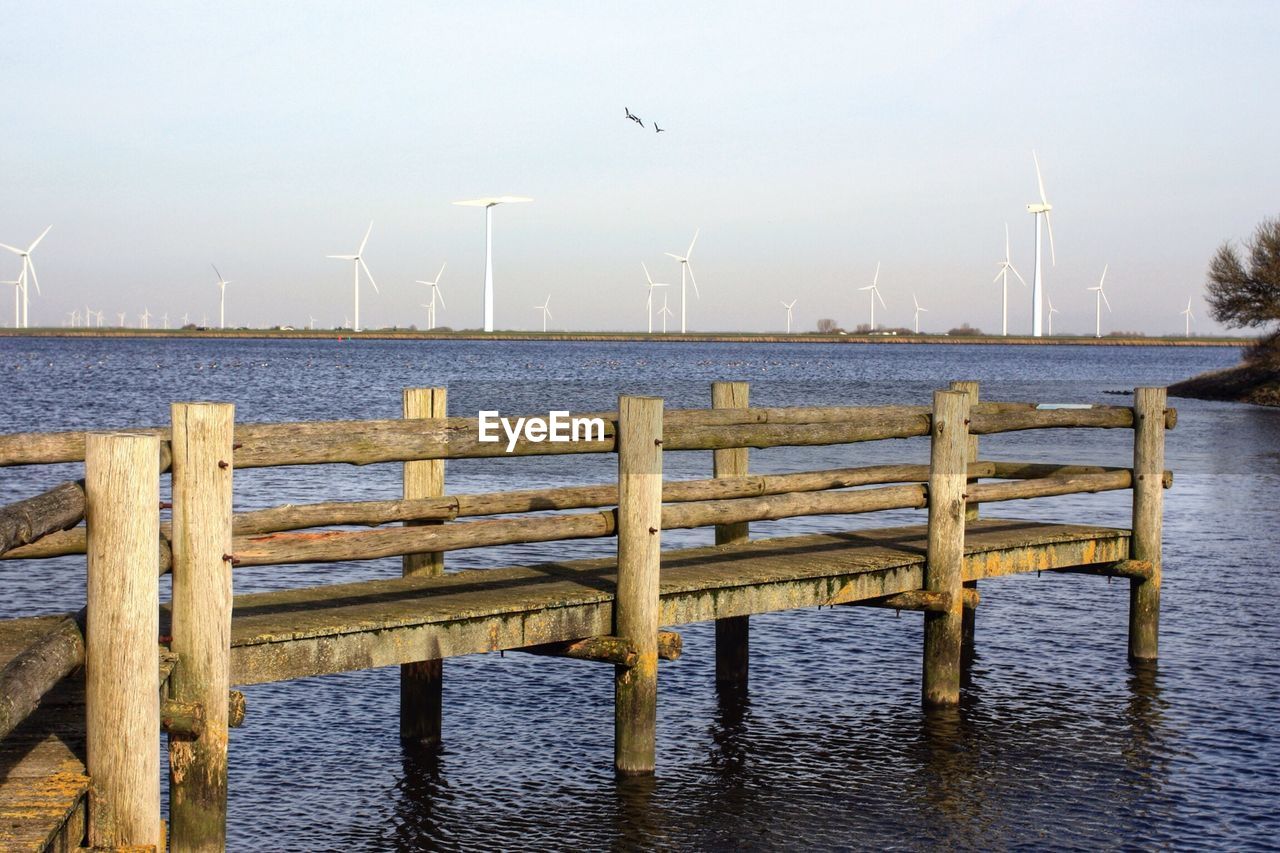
[401,387,447,744]
[949,380,980,666]
[169,403,235,852]
[1129,387,1166,661]
[923,390,969,707]
[85,432,161,848]
[712,381,750,688]
[614,395,663,775]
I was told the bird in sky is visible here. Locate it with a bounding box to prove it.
[654,123,664,133]
[624,106,644,127]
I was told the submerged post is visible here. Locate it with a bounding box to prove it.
[949,380,980,665]
[615,395,663,775]
[85,432,161,848]
[923,389,970,706]
[1129,387,1166,660]
[169,403,235,851]
[712,381,750,688]
[401,387,448,744]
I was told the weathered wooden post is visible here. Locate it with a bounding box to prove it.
[1129,386,1166,661]
[614,395,663,775]
[949,380,980,664]
[923,389,969,706]
[712,381,750,687]
[401,387,447,744]
[85,432,161,848]
[168,403,235,851]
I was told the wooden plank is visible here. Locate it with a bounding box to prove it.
[223,520,1129,685]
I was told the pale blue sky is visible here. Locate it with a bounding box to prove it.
[2,1,1277,334]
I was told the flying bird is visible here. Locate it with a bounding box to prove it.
[624,106,644,127]
[654,123,664,133]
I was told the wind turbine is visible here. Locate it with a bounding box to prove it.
[1181,298,1195,336]
[912,293,928,334]
[212,264,232,330]
[326,222,378,333]
[140,307,152,330]
[181,312,190,327]
[781,299,797,334]
[1026,151,1056,337]
[859,262,886,330]
[453,196,533,332]
[993,222,1028,336]
[117,311,126,328]
[2,280,20,327]
[161,312,169,330]
[664,228,700,334]
[659,293,674,333]
[1087,264,1111,338]
[534,295,552,332]
[641,262,669,334]
[1047,295,1060,336]
[415,263,447,330]
[0,225,52,328]
[308,315,317,331]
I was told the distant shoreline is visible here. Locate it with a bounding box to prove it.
[0,328,1247,347]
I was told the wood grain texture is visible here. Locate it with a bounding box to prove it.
[923,390,969,707]
[1129,387,1166,660]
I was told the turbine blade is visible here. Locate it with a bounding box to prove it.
[436,262,447,283]
[642,261,653,285]
[212,263,224,282]
[993,268,1004,284]
[873,261,881,286]
[359,257,378,293]
[359,221,373,255]
[1045,211,1056,266]
[27,260,40,295]
[0,243,21,255]
[1099,263,1108,288]
[876,288,886,310]
[327,254,357,260]
[687,262,699,298]
[27,225,52,253]
[664,252,683,261]
[686,227,700,258]
[436,286,446,309]
[1034,150,1047,204]
[1004,222,1011,258]
[1010,264,1028,287]
[1102,290,1112,311]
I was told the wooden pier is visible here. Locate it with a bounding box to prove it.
[0,382,1172,850]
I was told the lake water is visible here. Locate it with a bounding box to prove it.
[1,338,1277,851]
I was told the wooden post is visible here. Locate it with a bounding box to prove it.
[85,432,161,848]
[401,387,447,744]
[168,403,235,851]
[712,381,750,688]
[614,395,663,775]
[949,380,979,664]
[1129,387,1165,661]
[922,390,969,707]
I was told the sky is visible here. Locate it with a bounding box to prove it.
[2,1,1278,335]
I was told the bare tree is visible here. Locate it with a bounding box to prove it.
[816,318,841,333]
[1207,216,1280,357]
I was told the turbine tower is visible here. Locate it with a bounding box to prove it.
[781,299,797,334]
[664,228,700,334]
[1026,151,1056,337]
[326,222,378,333]
[0,225,52,328]
[993,222,1028,335]
[534,295,552,332]
[1047,295,1060,336]
[1087,264,1111,338]
[659,293,673,333]
[453,196,533,332]
[859,262,886,330]
[140,307,152,330]
[2,280,21,327]
[415,262,447,330]
[212,264,231,330]
[912,293,928,334]
[1181,298,1195,336]
[641,262,669,334]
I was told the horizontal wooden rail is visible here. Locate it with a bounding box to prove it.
[0,611,86,742]
[0,481,86,558]
[0,402,1175,469]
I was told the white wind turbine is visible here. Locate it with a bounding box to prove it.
[453,196,533,332]
[1181,298,1195,336]
[664,228,700,334]
[308,315,317,331]
[642,262,669,334]
[140,307,152,330]
[161,312,169,330]
[2,280,20,327]
[859,262,886,330]
[534,295,552,332]
[1026,151,1056,337]
[181,313,190,327]
[993,222,1028,336]
[117,312,126,328]
[212,264,232,330]
[0,225,52,328]
[327,222,378,333]
[781,299,797,334]
[1047,295,1060,336]
[415,262,447,330]
[1087,264,1111,338]
[659,293,674,333]
[912,293,928,334]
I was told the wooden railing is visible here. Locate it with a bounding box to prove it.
[0,381,1174,849]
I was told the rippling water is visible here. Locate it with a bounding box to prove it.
[2,338,1276,850]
